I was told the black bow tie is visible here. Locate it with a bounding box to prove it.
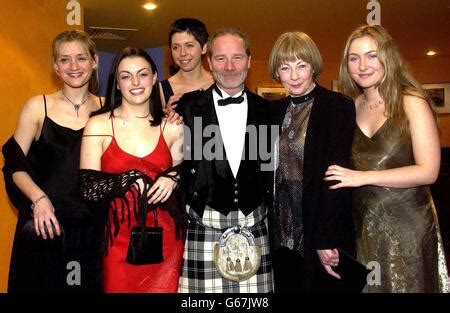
[218,95,245,106]
[214,85,245,106]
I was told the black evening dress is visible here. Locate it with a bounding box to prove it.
[3,96,104,293]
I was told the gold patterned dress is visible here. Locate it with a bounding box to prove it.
[352,119,448,293]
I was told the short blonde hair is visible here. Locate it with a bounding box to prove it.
[269,32,323,82]
[52,30,98,93]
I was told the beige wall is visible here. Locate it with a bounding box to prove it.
[0,0,80,292]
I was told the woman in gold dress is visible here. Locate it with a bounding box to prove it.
[324,25,448,293]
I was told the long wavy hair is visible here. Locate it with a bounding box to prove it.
[339,25,436,136]
[92,47,163,126]
[52,30,99,94]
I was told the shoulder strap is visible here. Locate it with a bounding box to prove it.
[110,116,115,137]
[42,94,47,116]
[160,118,168,135]
[160,80,174,104]
[98,96,103,108]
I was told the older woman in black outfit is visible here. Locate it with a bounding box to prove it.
[268,32,357,292]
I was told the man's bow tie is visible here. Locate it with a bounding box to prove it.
[214,85,245,106]
[218,95,245,106]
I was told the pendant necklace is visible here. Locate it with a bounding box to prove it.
[362,94,384,110]
[62,92,89,117]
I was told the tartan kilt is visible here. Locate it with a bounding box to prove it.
[178,203,274,293]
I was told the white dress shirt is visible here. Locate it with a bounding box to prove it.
[213,86,248,178]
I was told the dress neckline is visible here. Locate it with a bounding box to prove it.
[356,119,389,140]
[110,135,165,160]
[44,115,85,133]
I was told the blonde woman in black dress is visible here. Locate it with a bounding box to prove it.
[3,30,104,292]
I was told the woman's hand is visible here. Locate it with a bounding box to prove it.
[317,249,341,279]
[163,94,184,125]
[32,197,61,239]
[324,165,367,189]
[147,176,177,204]
[165,109,184,125]
[165,94,182,111]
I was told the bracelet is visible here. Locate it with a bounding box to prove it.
[30,194,47,210]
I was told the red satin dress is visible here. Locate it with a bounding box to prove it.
[101,121,184,293]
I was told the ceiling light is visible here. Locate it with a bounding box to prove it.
[426,50,437,56]
[143,2,157,10]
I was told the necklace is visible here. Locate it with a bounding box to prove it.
[121,111,151,126]
[62,92,89,117]
[290,84,317,105]
[362,94,384,110]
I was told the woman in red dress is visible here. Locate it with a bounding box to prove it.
[80,47,185,292]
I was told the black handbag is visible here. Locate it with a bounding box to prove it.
[334,248,371,292]
[126,206,163,265]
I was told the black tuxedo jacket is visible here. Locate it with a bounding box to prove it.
[177,85,271,217]
[269,85,357,290]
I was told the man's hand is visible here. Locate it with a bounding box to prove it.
[317,248,341,279]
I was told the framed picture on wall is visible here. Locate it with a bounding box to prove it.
[422,83,450,114]
[256,87,288,101]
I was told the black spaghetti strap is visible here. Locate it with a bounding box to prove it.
[98,96,103,108]
[160,80,174,105]
[42,95,47,116]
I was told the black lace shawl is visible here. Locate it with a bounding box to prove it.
[79,164,186,249]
